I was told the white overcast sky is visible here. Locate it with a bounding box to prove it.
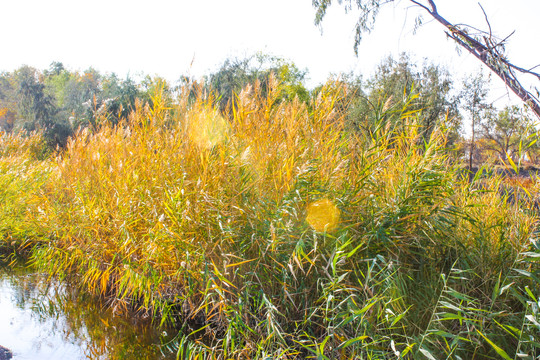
[1,0,539,107]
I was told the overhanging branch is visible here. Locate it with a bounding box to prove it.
[410,0,540,119]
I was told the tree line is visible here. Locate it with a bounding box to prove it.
[0,54,537,166]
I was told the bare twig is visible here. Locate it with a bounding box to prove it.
[479,3,492,38]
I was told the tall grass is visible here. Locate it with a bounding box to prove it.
[0,131,52,254]
[2,76,538,358]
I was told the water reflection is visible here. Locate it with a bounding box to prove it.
[0,263,177,360]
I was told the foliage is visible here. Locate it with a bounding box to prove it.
[480,105,537,162]
[0,131,52,253]
[313,0,383,55]
[15,65,57,131]
[0,75,534,358]
[460,70,493,172]
[204,54,310,109]
[346,54,460,145]
[45,66,145,129]
[0,63,152,149]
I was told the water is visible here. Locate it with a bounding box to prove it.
[0,263,178,360]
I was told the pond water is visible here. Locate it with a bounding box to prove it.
[0,263,178,360]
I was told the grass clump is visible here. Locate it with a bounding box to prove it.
[2,76,539,358]
[0,131,52,254]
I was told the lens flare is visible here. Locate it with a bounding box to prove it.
[306,198,340,233]
[188,108,229,148]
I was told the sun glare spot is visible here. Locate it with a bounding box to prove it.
[306,198,340,233]
[188,108,229,148]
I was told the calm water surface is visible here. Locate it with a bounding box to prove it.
[0,263,178,360]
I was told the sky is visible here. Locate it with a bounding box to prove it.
[1,0,539,108]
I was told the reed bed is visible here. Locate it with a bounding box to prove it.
[1,77,539,358]
[0,132,52,253]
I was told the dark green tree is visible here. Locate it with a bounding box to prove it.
[45,61,66,77]
[101,74,143,124]
[0,65,74,148]
[205,54,309,109]
[15,66,57,130]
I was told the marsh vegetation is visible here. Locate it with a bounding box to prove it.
[0,57,539,359]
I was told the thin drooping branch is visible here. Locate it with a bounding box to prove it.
[410,0,540,119]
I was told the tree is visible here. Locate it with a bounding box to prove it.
[1,63,154,147]
[312,0,540,118]
[101,74,143,124]
[0,73,17,133]
[45,61,66,77]
[460,70,492,174]
[0,108,15,133]
[205,54,309,109]
[479,105,534,163]
[347,54,460,143]
[0,65,73,148]
[15,66,57,130]
[65,68,103,126]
